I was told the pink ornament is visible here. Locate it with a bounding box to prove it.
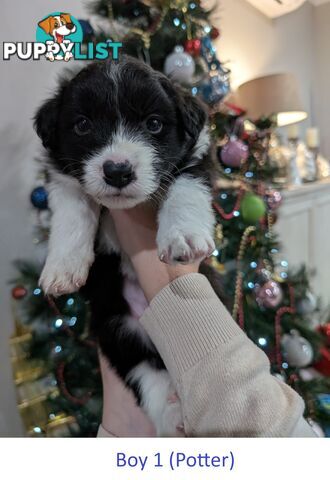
[220,136,249,167]
[255,280,283,309]
[265,189,282,211]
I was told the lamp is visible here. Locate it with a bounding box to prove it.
[236,73,308,127]
[245,0,307,19]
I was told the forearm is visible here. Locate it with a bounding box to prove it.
[140,274,314,437]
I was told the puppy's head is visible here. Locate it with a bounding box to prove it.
[38,14,76,40]
[34,57,208,209]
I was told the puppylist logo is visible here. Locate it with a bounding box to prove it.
[3,12,122,62]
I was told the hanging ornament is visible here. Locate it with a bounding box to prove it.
[30,186,48,210]
[313,347,330,376]
[11,285,27,300]
[184,38,201,57]
[164,46,195,83]
[317,394,330,414]
[210,27,220,40]
[199,73,230,105]
[265,189,282,211]
[220,136,249,168]
[241,192,266,224]
[319,323,330,343]
[198,35,230,104]
[255,280,283,309]
[281,330,314,368]
[296,291,317,315]
[78,19,94,40]
[200,36,217,66]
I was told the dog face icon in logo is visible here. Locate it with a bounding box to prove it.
[37,12,82,62]
[38,13,76,43]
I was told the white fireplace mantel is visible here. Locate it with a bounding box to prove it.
[276,179,330,307]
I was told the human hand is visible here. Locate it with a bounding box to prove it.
[110,203,200,302]
[99,353,156,437]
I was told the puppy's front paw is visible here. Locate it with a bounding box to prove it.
[158,229,215,265]
[39,254,94,296]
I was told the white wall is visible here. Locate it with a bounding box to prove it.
[312,2,330,158]
[214,0,314,133]
[0,0,86,436]
[214,0,330,158]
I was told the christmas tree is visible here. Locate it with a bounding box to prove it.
[10,0,330,437]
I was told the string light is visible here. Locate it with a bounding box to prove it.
[67,317,77,326]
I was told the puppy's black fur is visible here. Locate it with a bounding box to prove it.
[34,57,221,417]
[35,57,214,184]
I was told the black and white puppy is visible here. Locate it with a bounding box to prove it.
[34,56,217,436]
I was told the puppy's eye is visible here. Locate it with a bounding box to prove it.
[74,117,91,136]
[145,116,163,134]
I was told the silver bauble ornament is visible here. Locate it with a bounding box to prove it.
[164,46,195,83]
[281,330,314,368]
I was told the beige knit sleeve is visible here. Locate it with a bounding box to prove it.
[140,273,314,437]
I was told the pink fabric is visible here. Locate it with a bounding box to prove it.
[123,277,149,320]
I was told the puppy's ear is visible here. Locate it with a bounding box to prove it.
[38,17,52,35]
[159,75,207,143]
[34,94,62,151]
[60,13,72,24]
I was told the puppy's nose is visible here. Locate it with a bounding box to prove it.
[103,160,135,188]
[67,23,75,30]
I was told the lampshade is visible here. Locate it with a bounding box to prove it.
[245,0,306,19]
[236,73,308,127]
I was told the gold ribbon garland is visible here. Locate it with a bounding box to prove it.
[232,226,256,321]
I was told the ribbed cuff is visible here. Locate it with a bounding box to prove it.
[140,273,244,385]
